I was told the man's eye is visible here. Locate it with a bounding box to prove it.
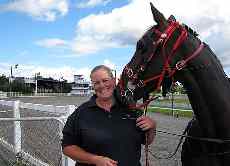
[103,79,109,83]
[92,82,99,85]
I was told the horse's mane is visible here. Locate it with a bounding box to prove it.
[141,22,225,72]
[182,23,199,37]
[182,23,226,72]
[143,23,199,39]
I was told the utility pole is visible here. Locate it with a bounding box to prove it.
[59,76,64,93]
[35,72,40,95]
[111,69,117,84]
[9,64,18,96]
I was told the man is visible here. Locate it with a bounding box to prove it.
[62,65,156,166]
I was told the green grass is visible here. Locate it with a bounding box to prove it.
[156,98,190,104]
[148,107,193,118]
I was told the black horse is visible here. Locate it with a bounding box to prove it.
[115,3,230,166]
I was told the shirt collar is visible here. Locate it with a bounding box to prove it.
[87,94,120,109]
[87,94,98,108]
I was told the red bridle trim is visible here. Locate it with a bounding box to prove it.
[142,21,188,89]
[128,96,160,110]
[119,21,205,110]
[142,42,204,87]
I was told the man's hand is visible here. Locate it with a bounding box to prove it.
[136,116,157,145]
[93,156,118,166]
[136,116,156,131]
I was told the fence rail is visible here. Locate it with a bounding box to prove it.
[0,92,71,98]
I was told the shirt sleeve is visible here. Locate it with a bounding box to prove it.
[61,108,81,148]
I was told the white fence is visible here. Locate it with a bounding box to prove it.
[4,92,71,97]
[0,91,7,98]
[0,100,76,166]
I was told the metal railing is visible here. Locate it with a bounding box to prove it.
[0,100,76,166]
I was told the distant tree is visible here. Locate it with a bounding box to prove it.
[62,81,72,93]
[173,82,186,94]
[11,79,33,93]
[0,75,9,91]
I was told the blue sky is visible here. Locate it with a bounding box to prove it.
[0,0,230,82]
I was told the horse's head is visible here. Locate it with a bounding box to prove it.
[115,3,199,106]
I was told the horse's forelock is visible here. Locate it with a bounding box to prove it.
[142,25,155,38]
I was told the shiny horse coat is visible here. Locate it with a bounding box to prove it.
[115,3,230,166]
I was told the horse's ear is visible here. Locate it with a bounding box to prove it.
[168,15,176,22]
[150,2,167,28]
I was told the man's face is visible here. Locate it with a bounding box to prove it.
[91,69,116,100]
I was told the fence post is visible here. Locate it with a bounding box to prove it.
[67,105,75,116]
[13,100,21,154]
[60,105,76,166]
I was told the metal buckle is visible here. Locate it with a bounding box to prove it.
[121,90,125,97]
[137,80,144,88]
[124,88,134,98]
[176,60,186,70]
[140,65,145,72]
[126,68,133,78]
[161,33,167,39]
[156,33,167,44]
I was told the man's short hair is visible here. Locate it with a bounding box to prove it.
[90,65,114,79]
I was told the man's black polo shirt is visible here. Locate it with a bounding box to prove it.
[62,95,145,166]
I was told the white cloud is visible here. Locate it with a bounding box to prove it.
[77,0,111,8]
[71,34,120,54]
[219,50,230,68]
[72,0,230,54]
[0,63,11,77]
[69,0,230,72]
[0,63,91,82]
[102,59,121,81]
[103,59,115,70]
[35,38,68,48]
[0,0,68,21]
[29,0,230,71]
[34,66,91,82]
[72,0,153,54]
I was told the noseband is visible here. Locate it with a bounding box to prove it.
[119,20,204,108]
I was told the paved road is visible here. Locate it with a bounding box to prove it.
[8,96,90,106]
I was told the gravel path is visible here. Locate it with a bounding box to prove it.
[0,96,192,166]
[143,112,190,166]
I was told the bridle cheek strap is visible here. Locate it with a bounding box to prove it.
[142,42,204,90]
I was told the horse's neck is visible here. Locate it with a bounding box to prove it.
[178,44,230,138]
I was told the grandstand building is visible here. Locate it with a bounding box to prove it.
[70,75,93,96]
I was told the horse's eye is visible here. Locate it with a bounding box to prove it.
[150,32,155,38]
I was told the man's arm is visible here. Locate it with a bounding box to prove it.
[136,116,157,145]
[63,145,118,166]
